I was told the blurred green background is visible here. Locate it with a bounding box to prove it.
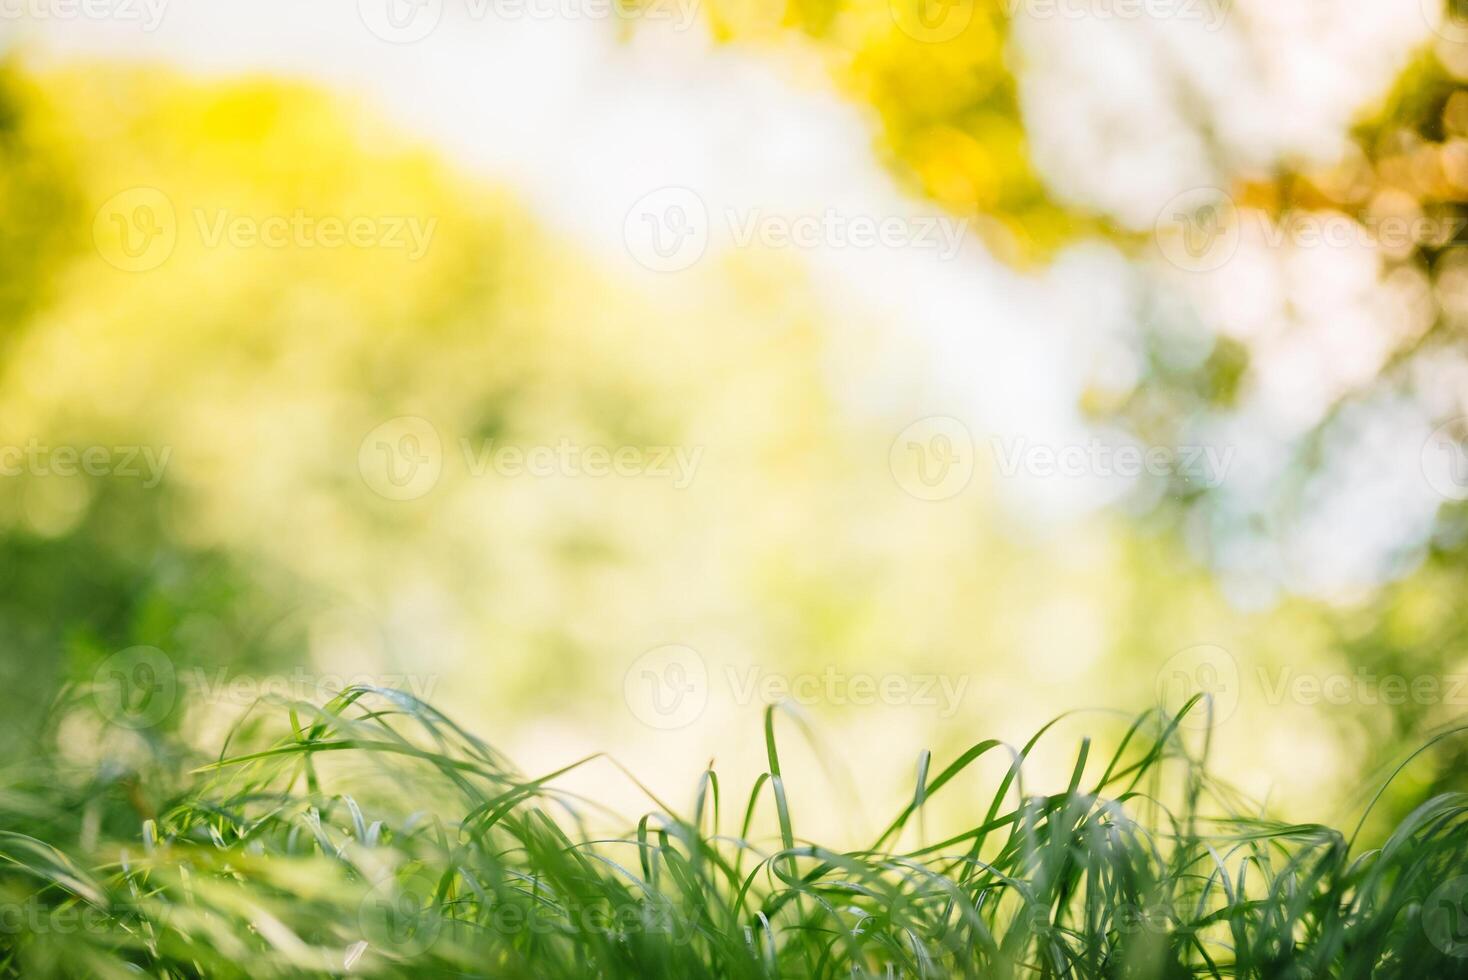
[4,2,1468,840]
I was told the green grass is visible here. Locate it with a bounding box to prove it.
[3,687,1468,978]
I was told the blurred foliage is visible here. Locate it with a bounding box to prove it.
[0,56,1046,785]
[698,0,1086,262]
[1103,33,1468,823]
[688,5,1468,825]
[1,13,1468,841]
[0,64,79,341]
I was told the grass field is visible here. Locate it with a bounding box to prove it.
[2,687,1468,978]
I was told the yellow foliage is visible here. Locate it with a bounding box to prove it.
[698,0,1079,262]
